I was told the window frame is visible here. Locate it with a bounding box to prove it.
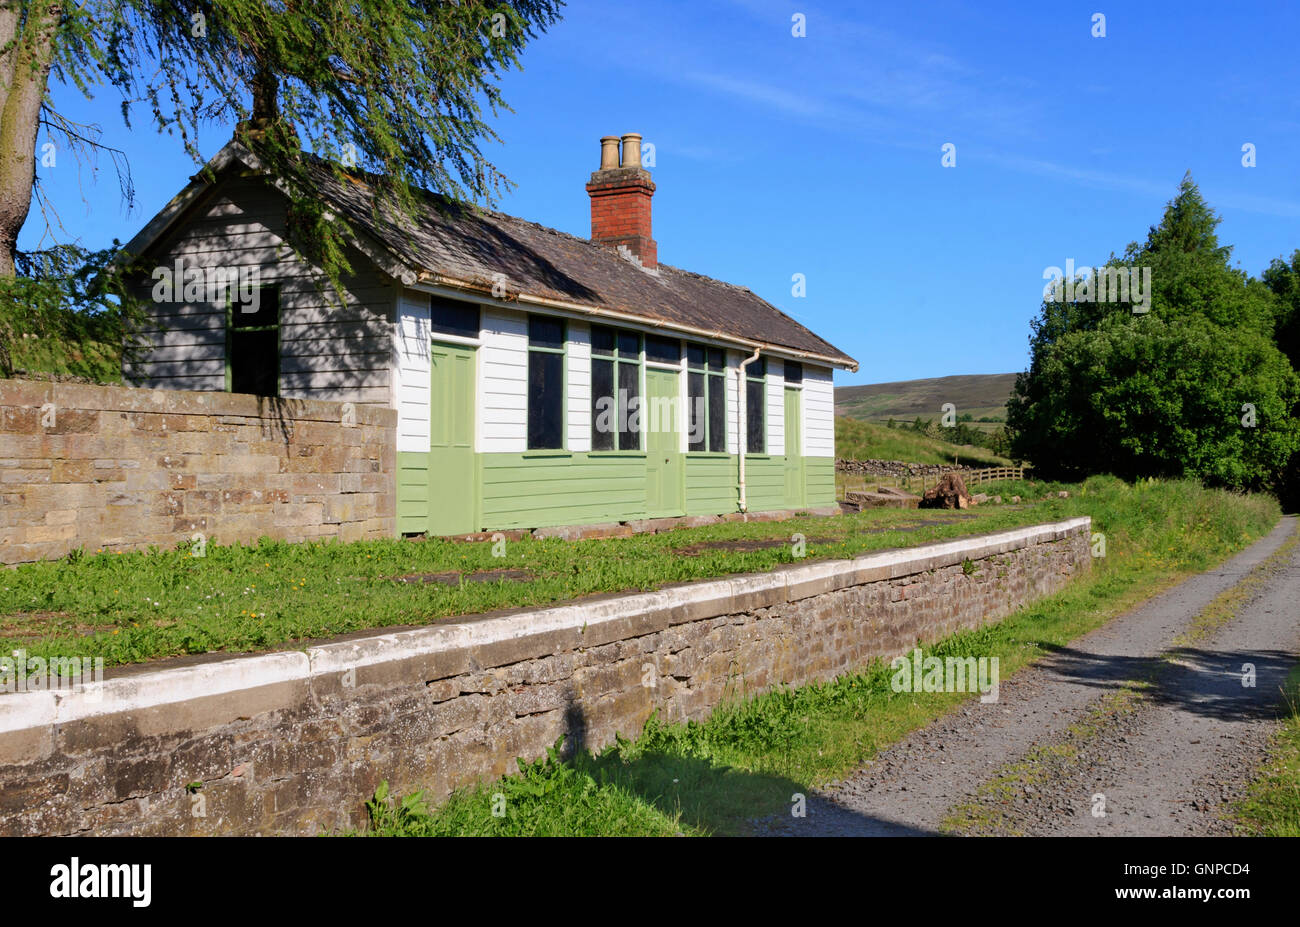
[226,283,281,397]
[429,295,481,341]
[526,314,567,451]
[687,344,727,455]
[590,324,644,453]
[745,355,767,456]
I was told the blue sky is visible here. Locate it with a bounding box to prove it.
[22,0,1300,385]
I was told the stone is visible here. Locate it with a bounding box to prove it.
[846,490,920,510]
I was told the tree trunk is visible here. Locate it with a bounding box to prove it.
[0,1,62,278]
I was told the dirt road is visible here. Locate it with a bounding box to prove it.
[759,516,1300,837]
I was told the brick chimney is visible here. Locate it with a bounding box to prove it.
[586,133,657,269]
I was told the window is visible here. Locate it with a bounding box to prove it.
[527,315,565,449]
[430,296,479,338]
[784,360,803,385]
[687,344,726,453]
[645,334,681,365]
[590,324,641,451]
[229,284,280,396]
[745,356,766,454]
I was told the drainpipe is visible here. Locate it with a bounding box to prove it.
[737,346,762,513]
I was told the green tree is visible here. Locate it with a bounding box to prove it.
[1262,249,1300,372]
[0,0,562,276]
[1008,174,1300,492]
[0,0,561,374]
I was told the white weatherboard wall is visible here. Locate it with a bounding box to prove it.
[803,364,835,457]
[567,321,592,452]
[479,308,528,453]
[394,289,431,453]
[767,358,785,455]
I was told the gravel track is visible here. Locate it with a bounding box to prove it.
[757,515,1300,837]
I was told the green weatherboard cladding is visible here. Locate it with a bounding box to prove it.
[391,343,834,534]
[398,451,834,534]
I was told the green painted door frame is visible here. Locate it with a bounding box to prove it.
[428,340,477,535]
[644,368,685,517]
[783,387,805,508]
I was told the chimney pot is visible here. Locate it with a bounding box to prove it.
[598,136,620,171]
[620,133,642,168]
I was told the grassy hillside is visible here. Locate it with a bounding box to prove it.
[834,416,1011,466]
[836,373,1017,426]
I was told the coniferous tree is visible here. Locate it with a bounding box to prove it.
[1007,174,1300,492]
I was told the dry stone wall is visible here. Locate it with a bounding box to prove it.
[0,380,395,564]
[0,517,1090,836]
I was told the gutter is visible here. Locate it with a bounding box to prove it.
[737,346,762,513]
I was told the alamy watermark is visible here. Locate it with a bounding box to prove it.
[151,258,262,312]
[594,389,704,443]
[1,649,104,698]
[890,648,1000,703]
[1042,259,1152,314]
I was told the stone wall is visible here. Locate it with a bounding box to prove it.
[837,458,982,480]
[0,517,1090,835]
[0,380,396,564]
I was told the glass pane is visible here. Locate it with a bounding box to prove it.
[645,334,680,364]
[784,361,803,384]
[617,330,640,359]
[528,351,564,448]
[431,297,480,338]
[231,285,279,329]
[230,329,278,396]
[747,356,766,380]
[591,359,615,451]
[708,347,725,371]
[688,371,705,452]
[708,376,726,453]
[529,315,565,350]
[591,325,616,356]
[618,360,640,451]
[747,379,765,454]
[686,343,706,369]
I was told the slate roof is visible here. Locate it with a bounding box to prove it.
[124,141,856,369]
[304,158,856,369]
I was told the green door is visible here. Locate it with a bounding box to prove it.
[428,341,477,535]
[644,369,684,517]
[784,386,805,508]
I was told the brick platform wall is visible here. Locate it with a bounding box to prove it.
[0,518,1090,835]
[0,380,396,564]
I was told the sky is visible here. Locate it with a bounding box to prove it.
[21,0,1300,386]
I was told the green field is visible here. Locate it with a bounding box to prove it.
[359,476,1280,836]
[834,416,1011,467]
[835,373,1017,427]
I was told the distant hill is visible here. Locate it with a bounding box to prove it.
[835,373,1017,426]
[834,418,1011,467]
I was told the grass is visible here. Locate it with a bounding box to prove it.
[834,417,1011,468]
[1233,664,1300,836]
[2,501,1069,669]
[355,476,1280,836]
